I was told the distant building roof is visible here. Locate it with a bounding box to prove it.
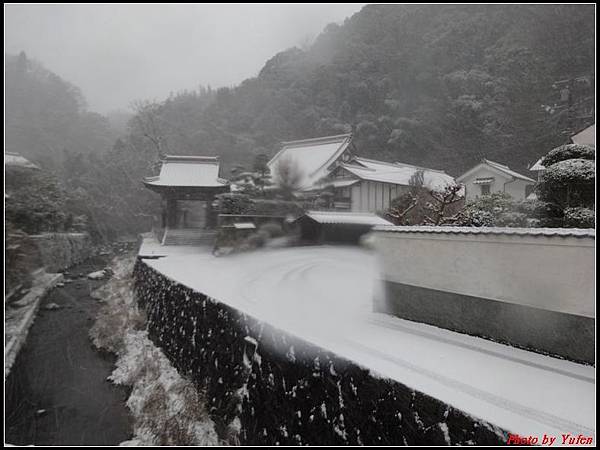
[5,152,40,170]
[339,157,458,192]
[530,157,545,172]
[301,210,392,226]
[143,155,228,188]
[457,159,535,183]
[571,124,595,147]
[233,222,256,230]
[267,134,353,190]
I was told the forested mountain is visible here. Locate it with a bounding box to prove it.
[5,52,118,170]
[5,4,595,239]
[117,4,594,177]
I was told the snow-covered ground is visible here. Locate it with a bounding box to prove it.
[138,234,209,258]
[145,245,595,441]
[90,256,219,446]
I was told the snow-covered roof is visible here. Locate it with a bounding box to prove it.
[144,155,228,188]
[530,157,546,172]
[233,222,256,230]
[457,159,535,183]
[268,134,353,190]
[373,225,595,238]
[571,124,595,147]
[5,152,40,170]
[340,157,458,192]
[313,178,360,190]
[302,210,392,226]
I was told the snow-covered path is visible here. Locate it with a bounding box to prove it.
[144,245,595,440]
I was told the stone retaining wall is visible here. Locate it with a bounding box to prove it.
[30,233,92,272]
[133,259,507,445]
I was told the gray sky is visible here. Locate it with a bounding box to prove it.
[5,4,363,113]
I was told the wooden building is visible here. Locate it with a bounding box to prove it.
[267,134,458,214]
[143,155,229,245]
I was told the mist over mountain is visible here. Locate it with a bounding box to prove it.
[5,52,118,169]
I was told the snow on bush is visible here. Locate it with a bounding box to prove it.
[563,207,595,228]
[90,256,219,446]
[542,143,595,167]
[542,159,595,185]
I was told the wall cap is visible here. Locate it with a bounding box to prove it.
[373,225,595,239]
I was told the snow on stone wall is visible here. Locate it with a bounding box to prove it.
[133,259,507,445]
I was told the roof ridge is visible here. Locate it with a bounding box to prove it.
[355,156,447,174]
[394,161,448,174]
[481,159,535,182]
[483,159,510,169]
[307,210,380,216]
[281,133,352,148]
[163,155,220,164]
[341,162,377,172]
[354,157,399,168]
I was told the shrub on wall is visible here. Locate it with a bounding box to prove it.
[216,193,254,215]
[536,159,595,208]
[541,144,595,167]
[216,193,303,218]
[534,143,595,227]
[563,207,595,228]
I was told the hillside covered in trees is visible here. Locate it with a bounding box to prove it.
[116,4,594,175]
[5,4,595,239]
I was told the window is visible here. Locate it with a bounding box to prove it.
[480,184,491,196]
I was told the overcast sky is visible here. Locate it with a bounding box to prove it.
[5,4,363,113]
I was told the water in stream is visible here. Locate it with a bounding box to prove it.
[5,255,133,446]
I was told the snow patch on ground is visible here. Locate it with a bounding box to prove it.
[87,269,107,280]
[90,256,219,446]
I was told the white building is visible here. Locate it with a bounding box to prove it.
[456,159,535,202]
[267,134,458,213]
[571,123,595,147]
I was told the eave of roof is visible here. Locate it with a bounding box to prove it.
[302,210,392,226]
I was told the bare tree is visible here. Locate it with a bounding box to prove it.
[130,100,168,160]
[273,157,303,199]
[423,184,464,226]
[386,170,424,224]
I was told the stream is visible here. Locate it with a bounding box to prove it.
[5,254,133,445]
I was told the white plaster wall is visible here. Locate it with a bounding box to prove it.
[462,167,505,201]
[503,178,533,200]
[351,181,402,213]
[372,230,595,317]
